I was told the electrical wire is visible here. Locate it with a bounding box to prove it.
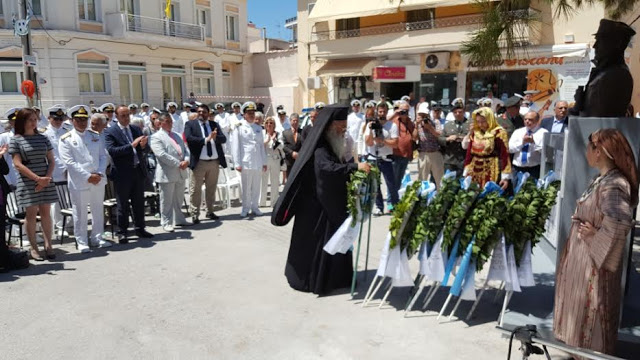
[25,1,69,45]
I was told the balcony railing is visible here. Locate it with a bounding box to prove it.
[126,14,204,41]
[311,9,539,42]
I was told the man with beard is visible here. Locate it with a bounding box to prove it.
[272,105,371,295]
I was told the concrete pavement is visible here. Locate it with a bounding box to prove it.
[1,202,565,360]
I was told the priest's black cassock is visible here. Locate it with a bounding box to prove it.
[271,105,358,295]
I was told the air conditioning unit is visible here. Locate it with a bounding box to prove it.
[423,52,450,72]
[307,76,322,89]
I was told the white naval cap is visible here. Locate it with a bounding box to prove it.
[128,103,138,110]
[400,95,410,101]
[140,102,150,108]
[231,102,242,108]
[241,101,257,113]
[100,103,115,112]
[350,99,362,107]
[166,102,178,110]
[4,107,20,121]
[67,105,91,119]
[47,105,67,118]
[314,102,325,110]
[214,103,225,109]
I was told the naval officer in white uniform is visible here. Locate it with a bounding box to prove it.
[43,105,69,235]
[59,105,112,253]
[232,101,267,217]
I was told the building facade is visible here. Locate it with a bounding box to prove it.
[297,0,605,113]
[0,0,249,113]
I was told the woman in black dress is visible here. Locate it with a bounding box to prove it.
[9,108,58,261]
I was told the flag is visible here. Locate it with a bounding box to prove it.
[164,0,172,19]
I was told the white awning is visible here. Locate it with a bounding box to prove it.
[309,0,473,22]
[316,58,378,77]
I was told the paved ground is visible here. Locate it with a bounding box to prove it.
[1,197,574,360]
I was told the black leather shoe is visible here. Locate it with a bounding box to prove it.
[135,229,154,238]
[206,212,219,220]
[116,233,128,244]
[192,216,200,224]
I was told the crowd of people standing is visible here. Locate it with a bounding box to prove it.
[0,99,324,270]
[343,91,570,213]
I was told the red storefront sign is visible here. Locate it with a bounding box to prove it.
[373,66,406,80]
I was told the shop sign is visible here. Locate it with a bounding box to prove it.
[467,56,568,70]
[373,66,406,80]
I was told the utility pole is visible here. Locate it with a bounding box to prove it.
[19,0,37,107]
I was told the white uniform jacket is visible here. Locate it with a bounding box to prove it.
[43,125,68,182]
[149,130,190,183]
[59,129,108,191]
[232,120,267,170]
[170,112,184,134]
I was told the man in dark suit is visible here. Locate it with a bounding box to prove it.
[104,105,153,243]
[282,114,302,180]
[540,100,569,133]
[184,104,227,224]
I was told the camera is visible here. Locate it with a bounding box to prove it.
[369,118,383,138]
[399,110,408,116]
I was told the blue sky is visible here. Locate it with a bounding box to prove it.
[247,0,297,41]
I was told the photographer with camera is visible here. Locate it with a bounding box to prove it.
[390,101,416,204]
[365,102,399,216]
[413,102,444,187]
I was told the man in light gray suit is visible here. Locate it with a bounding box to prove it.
[150,113,191,232]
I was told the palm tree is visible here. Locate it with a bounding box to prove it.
[461,0,639,67]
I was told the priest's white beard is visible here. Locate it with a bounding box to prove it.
[325,128,346,162]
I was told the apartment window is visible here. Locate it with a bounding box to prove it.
[407,9,434,23]
[30,0,42,16]
[226,14,239,41]
[0,60,24,94]
[198,8,211,37]
[119,61,146,104]
[0,2,4,16]
[336,18,359,38]
[78,0,97,21]
[161,64,185,107]
[78,58,109,94]
[193,65,214,95]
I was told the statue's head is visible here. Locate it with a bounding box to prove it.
[593,19,636,63]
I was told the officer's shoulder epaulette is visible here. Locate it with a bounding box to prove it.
[38,127,47,133]
[60,132,73,141]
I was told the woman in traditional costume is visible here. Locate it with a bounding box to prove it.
[554,129,638,358]
[462,107,511,189]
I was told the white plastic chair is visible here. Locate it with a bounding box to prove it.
[217,156,242,208]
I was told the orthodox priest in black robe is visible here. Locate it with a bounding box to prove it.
[271,105,371,295]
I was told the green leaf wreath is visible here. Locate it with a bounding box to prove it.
[459,190,509,271]
[442,182,481,253]
[389,181,422,250]
[413,176,461,249]
[504,179,561,264]
[346,165,381,227]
